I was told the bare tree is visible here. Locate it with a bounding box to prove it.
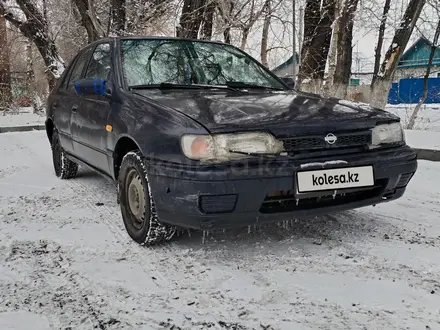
[239,0,265,50]
[110,0,126,35]
[371,0,391,88]
[297,0,335,88]
[217,0,233,43]
[370,0,426,109]
[200,0,215,40]
[126,0,174,34]
[71,0,105,42]
[0,11,11,108]
[0,0,65,89]
[324,0,359,99]
[177,0,207,39]
[260,0,271,67]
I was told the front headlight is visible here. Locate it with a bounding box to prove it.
[371,122,405,148]
[181,132,284,161]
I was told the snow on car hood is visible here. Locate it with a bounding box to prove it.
[134,89,399,134]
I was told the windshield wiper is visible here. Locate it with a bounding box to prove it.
[129,83,239,91]
[225,81,284,91]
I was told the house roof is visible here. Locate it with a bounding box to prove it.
[271,53,300,73]
[398,36,440,68]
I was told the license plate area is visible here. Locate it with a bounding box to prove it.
[296,166,375,194]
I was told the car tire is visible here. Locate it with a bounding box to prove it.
[51,130,79,179]
[118,150,177,245]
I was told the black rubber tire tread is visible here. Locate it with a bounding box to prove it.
[117,150,176,246]
[51,130,79,180]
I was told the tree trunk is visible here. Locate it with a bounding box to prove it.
[323,0,342,94]
[26,40,33,89]
[177,0,206,39]
[260,0,271,67]
[327,0,360,99]
[42,0,48,21]
[25,40,43,114]
[371,0,391,88]
[223,27,231,44]
[1,0,65,90]
[0,12,11,108]
[241,27,250,50]
[297,0,335,87]
[72,0,105,42]
[110,0,126,36]
[407,18,440,130]
[200,0,215,40]
[219,0,233,44]
[370,0,426,109]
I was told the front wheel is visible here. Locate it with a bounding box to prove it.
[118,151,176,245]
[51,130,78,179]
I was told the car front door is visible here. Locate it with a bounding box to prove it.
[71,42,113,174]
[52,49,90,154]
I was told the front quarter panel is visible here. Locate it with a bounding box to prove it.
[111,91,209,164]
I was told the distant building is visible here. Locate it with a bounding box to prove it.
[271,53,299,78]
[394,37,440,80]
[388,38,440,104]
[272,54,368,88]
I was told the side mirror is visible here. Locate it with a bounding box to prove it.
[74,77,108,97]
[280,77,295,89]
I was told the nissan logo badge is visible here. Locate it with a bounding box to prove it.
[325,133,337,145]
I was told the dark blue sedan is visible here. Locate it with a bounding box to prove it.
[45,37,418,245]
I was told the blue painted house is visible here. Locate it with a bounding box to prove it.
[395,36,440,80]
[389,37,440,104]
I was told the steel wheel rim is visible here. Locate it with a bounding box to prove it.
[125,169,146,229]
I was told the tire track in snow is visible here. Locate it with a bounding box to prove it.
[0,240,129,329]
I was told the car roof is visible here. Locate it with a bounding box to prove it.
[81,36,226,51]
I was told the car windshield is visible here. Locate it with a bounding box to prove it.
[120,39,285,90]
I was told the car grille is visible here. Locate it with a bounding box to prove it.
[259,180,387,214]
[281,131,371,155]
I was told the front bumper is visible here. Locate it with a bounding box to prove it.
[147,146,418,230]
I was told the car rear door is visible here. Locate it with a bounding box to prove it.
[53,48,92,155]
[71,42,113,174]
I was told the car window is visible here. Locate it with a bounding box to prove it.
[85,43,111,80]
[66,48,91,93]
[121,39,284,89]
[59,55,78,91]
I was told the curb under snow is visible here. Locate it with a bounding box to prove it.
[0,125,439,162]
[413,148,440,162]
[0,125,45,134]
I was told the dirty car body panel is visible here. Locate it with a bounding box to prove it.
[46,36,418,231]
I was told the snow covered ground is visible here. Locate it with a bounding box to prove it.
[1,131,440,330]
[405,130,440,151]
[385,104,440,132]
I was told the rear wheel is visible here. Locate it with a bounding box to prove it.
[118,151,176,245]
[51,130,78,179]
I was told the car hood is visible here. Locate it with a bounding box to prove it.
[134,90,399,136]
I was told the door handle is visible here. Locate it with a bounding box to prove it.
[71,105,78,114]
